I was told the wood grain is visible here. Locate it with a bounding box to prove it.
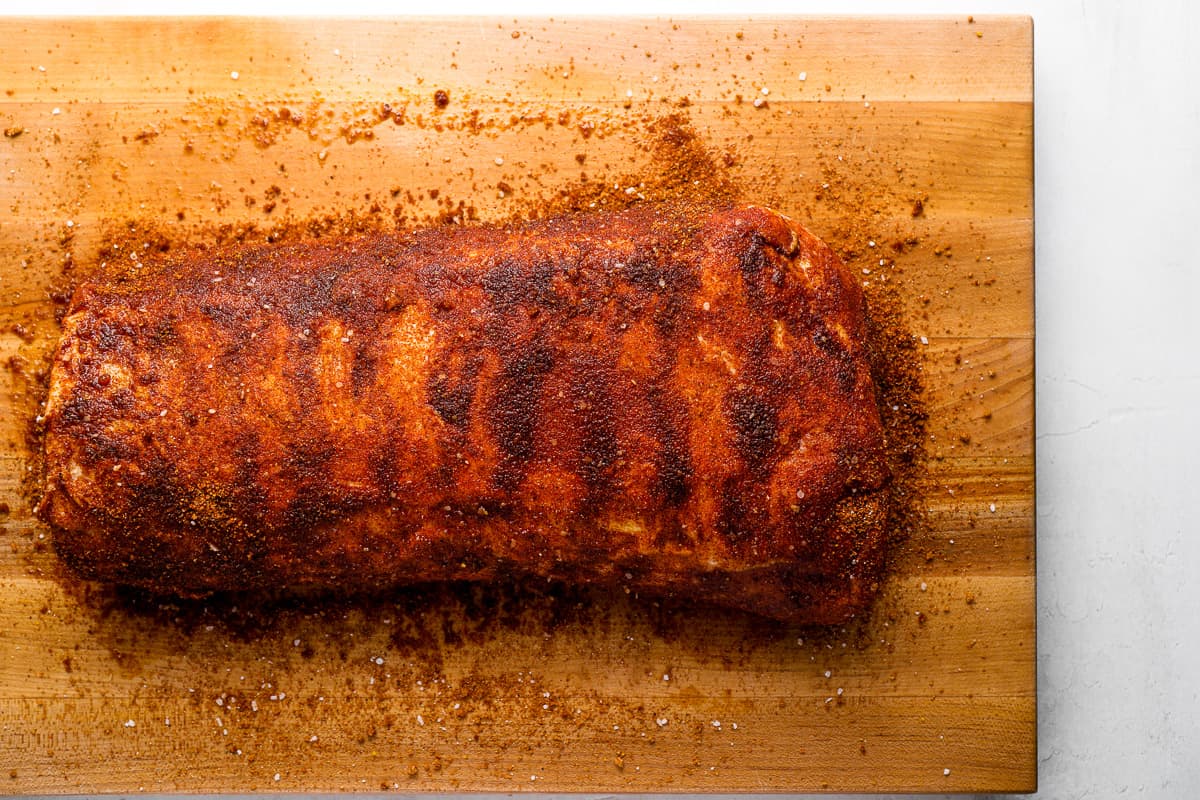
[0,16,1034,793]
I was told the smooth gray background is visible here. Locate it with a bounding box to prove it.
[4,1,1199,798]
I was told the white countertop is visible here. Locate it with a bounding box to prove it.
[5,1,1199,797]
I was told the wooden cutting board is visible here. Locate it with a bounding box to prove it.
[0,16,1034,793]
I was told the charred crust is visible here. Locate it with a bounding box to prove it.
[41,201,892,624]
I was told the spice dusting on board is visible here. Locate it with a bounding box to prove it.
[11,93,934,790]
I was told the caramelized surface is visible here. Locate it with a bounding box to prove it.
[40,202,889,623]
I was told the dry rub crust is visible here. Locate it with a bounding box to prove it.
[39,202,890,624]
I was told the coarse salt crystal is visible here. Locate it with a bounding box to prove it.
[989,503,997,513]
[944,768,951,776]
[712,720,721,728]
[230,71,239,80]
[824,670,832,678]
[124,719,136,728]
[761,87,769,95]
[920,336,929,345]
[656,717,668,726]
[273,773,281,781]
[798,72,807,81]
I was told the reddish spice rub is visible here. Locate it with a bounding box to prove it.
[38,201,890,623]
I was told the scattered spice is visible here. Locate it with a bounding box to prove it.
[0,26,971,787]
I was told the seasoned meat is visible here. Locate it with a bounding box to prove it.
[38,201,890,623]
